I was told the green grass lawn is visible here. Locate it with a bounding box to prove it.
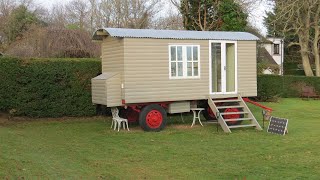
[0,98,320,179]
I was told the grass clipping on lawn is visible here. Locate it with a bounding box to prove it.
[0,99,319,179]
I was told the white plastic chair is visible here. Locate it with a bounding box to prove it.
[111,108,129,131]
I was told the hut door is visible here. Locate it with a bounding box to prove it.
[210,41,237,94]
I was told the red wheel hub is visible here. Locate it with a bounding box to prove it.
[223,108,240,125]
[146,110,163,128]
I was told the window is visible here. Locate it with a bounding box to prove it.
[274,44,280,55]
[169,45,200,78]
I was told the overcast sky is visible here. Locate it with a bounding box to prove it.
[34,0,71,8]
[34,0,271,35]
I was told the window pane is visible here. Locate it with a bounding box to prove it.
[170,46,176,61]
[193,46,198,61]
[187,46,192,61]
[171,62,176,77]
[212,43,221,92]
[177,62,183,76]
[177,46,183,61]
[194,62,199,76]
[226,43,235,92]
[187,62,192,76]
[274,44,279,54]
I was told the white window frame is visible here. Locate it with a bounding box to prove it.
[168,44,201,79]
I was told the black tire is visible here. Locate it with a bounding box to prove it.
[139,104,167,132]
[96,105,109,116]
[119,107,139,125]
[220,102,243,126]
[202,105,217,120]
[119,108,127,119]
[200,102,217,121]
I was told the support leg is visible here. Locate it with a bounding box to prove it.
[113,120,117,130]
[198,110,203,126]
[126,122,130,131]
[180,113,185,123]
[191,110,196,127]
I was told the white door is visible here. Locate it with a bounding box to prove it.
[209,41,237,94]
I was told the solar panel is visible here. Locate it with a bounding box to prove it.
[267,116,288,135]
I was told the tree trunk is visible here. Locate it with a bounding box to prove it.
[301,51,314,76]
[313,5,320,76]
[300,39,314,76]
[313,38,320,76]
[299,30,314,76]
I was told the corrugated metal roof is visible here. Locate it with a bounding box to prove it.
[93,28,259,41]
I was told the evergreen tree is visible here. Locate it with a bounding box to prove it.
[180,0,248,31]
[219,0,247,31]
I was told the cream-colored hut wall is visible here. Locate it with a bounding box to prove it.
[106,74,122,106]
[91,79,107,105]
[101,37,124,74]
[114,38,257,104]
[237,41,257,97]
[123,38,209,104]
[100,36,124,106]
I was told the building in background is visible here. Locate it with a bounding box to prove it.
[262,37,284,75]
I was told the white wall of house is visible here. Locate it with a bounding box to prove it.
[263,68,273,75]
[263,37,284,75]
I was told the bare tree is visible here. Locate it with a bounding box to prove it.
[151,4,183,30]
[97,0,112,27]
[89,0,99,32]
[170,0,221,31]
[49,3,68,28]
[103,0,162,29]
[0,0,16,45]
[268,0,320,76]
[6,26,100,58]
[0,0,16,17]
[65,0,90,29]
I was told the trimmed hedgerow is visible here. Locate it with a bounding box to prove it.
[257,75,320,101]
[257,75,283,101]
[2,56,320,116]
[0,57,101,117]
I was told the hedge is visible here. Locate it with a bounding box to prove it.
[283,62,305,76]
[1,56,319,117]
[257,75,320,101]
[0,57,101,117]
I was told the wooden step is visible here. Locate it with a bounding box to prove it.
[220,111,248,115]
[213,99,241,103]
[217,105,243,109]
[228,124,256,129]
[224,118,252,122]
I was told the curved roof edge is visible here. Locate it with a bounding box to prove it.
[92,28,260,41]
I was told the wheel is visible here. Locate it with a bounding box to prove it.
[96,105,109,116]
[139,104,167,132]
[202,105,217,120]
[119,107,139,123]
[220,102,243,126]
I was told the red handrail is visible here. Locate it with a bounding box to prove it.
[243,98,273,112]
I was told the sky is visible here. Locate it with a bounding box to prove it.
[33,0,271,35]
[34,0,72,8]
